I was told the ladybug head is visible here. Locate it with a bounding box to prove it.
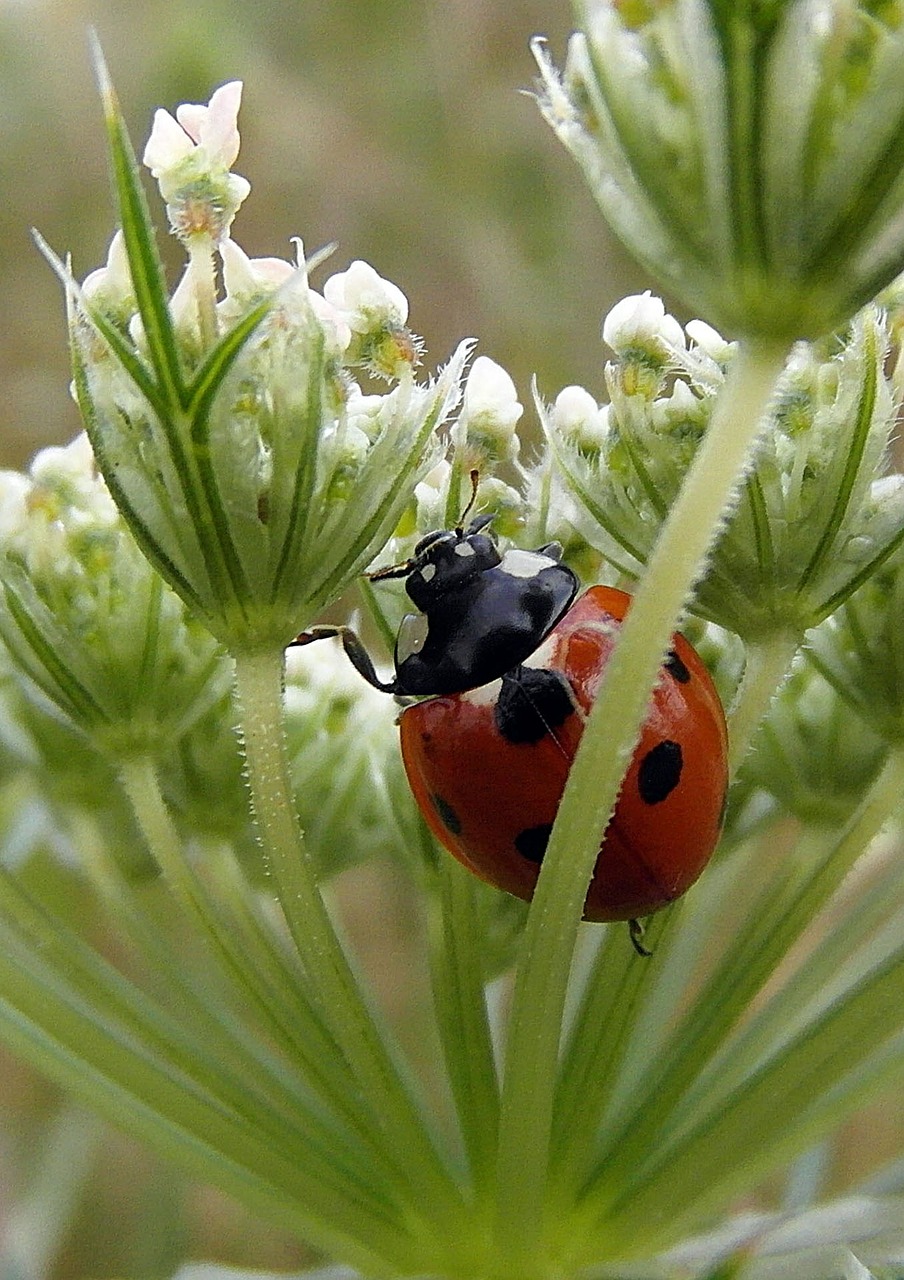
[405,514,501,611]
[369,513,502,612]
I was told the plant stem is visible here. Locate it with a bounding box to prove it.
[428,852,501,1203]
[493,337,791,1266]
[727,629,801,772]
[188,237,219,353]
[231,645,467,1228]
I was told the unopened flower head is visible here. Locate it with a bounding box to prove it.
[59,76,471,654]
[454,355,523,467]
[0,435,227,758]
[549,385,609,455]
[738,657,887,829]
[547,300,904,639]
[536,7,904,339]
[324,260,422,379]
[143,80,250,245]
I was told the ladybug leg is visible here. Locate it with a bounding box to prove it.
[628,917,653,958]
[290,625,397,694]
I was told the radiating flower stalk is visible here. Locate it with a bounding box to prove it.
[6,3,904,1278]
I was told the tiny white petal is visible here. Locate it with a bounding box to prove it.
[143,108,193,175]
[168,260,203,331]
[220,237,293,298]
[82,230,132,304]
[308,290,352,351]
[686,318,732,360]
[199,80,243,167]
[31,433,95,485]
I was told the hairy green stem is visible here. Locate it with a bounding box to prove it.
[231,645,468,1235]
[493,338,791,1266]
[727,630,801,773]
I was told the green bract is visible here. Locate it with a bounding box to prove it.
[537,0,904,340]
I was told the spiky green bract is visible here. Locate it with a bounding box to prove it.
[537,1,904,341]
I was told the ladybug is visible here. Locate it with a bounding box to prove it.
[294,491,728,940]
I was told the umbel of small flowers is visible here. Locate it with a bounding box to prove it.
[61,70,468,657]
[539,292,904,766]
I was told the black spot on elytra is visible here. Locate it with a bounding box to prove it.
[515,823,553,863]
[494,667,576,745]
[638,740,683,805]
[664,649,690,684]
[431,793,462,836]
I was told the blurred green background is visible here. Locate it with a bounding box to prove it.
[0,0,657,1274]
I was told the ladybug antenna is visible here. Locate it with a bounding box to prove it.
[367,471,488,583]
[455,469,481,534]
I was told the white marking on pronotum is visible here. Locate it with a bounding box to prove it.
[499,548,556,579]
[462,677,503,707]
[396,612,429,662]
[420,562,436,582]
[454,542,476,558]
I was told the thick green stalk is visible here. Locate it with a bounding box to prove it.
[493,338,791,1266]
[231,645,468,1233]
[727,630,801,773]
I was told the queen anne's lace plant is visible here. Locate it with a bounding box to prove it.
[7,7,904,1278]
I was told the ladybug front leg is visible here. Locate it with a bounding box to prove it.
[290,625,398,694]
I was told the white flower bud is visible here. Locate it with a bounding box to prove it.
[686,319,732,363]
[323,261,409,333]
[550,385,609,451]
[457,356,522,464]
[603,292,685,358]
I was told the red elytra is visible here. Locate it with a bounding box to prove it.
[399,586,728,921]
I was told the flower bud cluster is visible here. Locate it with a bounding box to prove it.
[67,81,471,653]
[542,297,904,641]
[736,659,887,831]
[807,551,904,747]
[535,5,904,340]
[0,434,228,760]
